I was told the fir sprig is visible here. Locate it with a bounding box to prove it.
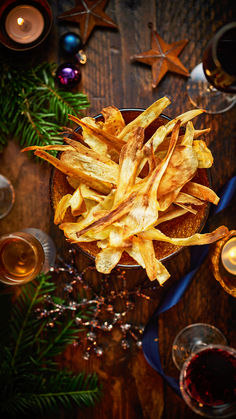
[0,62,90,151]
[0,274,100,418]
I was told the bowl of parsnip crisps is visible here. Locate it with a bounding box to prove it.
[23,97,228,285]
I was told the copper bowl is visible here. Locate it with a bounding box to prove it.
[50,109,211,268]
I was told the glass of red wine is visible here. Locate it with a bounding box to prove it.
[172,323,236,417]
[186,22,236,114]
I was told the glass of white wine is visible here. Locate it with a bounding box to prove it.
[0,228,56,286]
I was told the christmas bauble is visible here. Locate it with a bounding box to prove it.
[60,32,83,55]
[55,63,81,88]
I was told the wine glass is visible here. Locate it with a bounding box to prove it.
[186,22,236,114]
[0,228,56,286]
[172,324,236,417]
[0,174,15,219]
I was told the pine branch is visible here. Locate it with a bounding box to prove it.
[1,371,100,418]
[0,62,90,151]
[0,274,101,417]
[10,274,49,368]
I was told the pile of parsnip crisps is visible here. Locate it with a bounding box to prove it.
[22,97,228,284]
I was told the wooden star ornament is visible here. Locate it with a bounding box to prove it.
[131,30,189,88]
[58,0,118,45]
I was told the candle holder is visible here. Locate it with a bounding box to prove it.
[0,0,53,51]
[211,230,236,297]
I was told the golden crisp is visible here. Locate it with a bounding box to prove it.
[22,97,228,284]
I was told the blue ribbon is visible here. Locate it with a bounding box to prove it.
[142,175,236,397]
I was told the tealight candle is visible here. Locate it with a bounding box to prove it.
[221,237,236,275]
[5,4,44,44]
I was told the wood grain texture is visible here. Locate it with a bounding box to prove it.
[0,0,235,418]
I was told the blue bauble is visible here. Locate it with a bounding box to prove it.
[56,63,81,88]
[60,32,83,55]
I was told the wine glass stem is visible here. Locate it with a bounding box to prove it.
[190,342,208,354]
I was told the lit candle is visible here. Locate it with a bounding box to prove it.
[5,5,44,44]
[221,237,236,275]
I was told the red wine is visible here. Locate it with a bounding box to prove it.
[184,347,236,406]
[203,23,236,93]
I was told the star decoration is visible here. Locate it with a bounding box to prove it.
[131,30,189,88]
[58,0,118,45]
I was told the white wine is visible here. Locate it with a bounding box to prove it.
[0,232,45,285]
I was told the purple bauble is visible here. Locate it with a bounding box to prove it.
[56,63,81,88]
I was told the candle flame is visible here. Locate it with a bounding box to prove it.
[221,238,236,275]
[228,247,236,265]
[17,17,25,27]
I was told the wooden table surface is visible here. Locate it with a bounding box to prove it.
[0,1,235,418]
